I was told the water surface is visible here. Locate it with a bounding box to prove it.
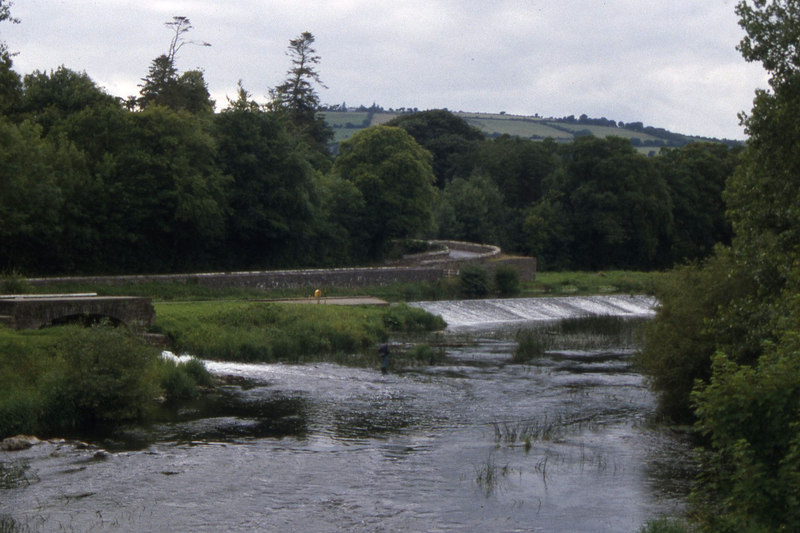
[0,296,691,532]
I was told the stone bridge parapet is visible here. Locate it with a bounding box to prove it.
[0,294,155,330]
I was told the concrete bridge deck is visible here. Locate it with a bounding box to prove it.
[0,294,155,331]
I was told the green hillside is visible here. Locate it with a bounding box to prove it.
[321,109,734,154]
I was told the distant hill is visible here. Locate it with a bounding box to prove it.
[320,108,741,155]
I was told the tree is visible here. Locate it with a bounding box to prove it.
[138,17,213,113]
[52,103,229,273]
[271,31,325,117]
[639,2,800,529]
[0,45,20,117]
[552,136,673,269]
[655,142,739,263]
[270,31,332,164]
[0,0,20,117]
[332,126,437,259]
[436,172,504,245]
[214,105,318,268]
[0,118,65,272]
[474,135,559,210]
[19,67,118,133]
[387,109,484,188]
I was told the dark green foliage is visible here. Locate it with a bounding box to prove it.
[474,135,559,209]
[690,339,800,532]
[387,109,484,188]
[459,264,490,297]
[0,270,29,293]
[269,32,333,165]
[493,265,521,296]
[19,67,118,133]
[655,142,738,262]
[333,126,437,259]
[637,251,756,422]
[382,303,447,332]
[0,46,21,117]
[436,173,505,246]
[0,119,68,272]
[639,2,800,529]
[182,357,214,387]
[214,106,316,267]
[42,325,160,428]
[549,136,673,270]
[0,30,741,276]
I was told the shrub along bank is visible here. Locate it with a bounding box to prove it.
[0,324,212,439]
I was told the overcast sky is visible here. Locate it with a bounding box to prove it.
[3,0,768,140]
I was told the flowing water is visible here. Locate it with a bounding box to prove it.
[0,296,693,532]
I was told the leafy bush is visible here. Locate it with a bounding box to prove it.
[42,325,161,429]
[689,344,800,532]
[636,251,756,422]
[0,386,42,437]
[160,363,197,401]
[0,271,30,294]
[459,264,490,298]
[382,303,447,332]
[493,265,521,296]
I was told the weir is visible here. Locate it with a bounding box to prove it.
[410,294,656,329]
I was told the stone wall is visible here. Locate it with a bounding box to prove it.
[27,266,447,291]
[25,241,535,289]
[0,295,154,330]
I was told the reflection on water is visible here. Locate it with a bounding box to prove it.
[0,297,693,532]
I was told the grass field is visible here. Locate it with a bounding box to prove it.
[320,110,714,147]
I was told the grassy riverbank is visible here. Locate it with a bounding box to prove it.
[154,300,446,363]
[0,301,446,439]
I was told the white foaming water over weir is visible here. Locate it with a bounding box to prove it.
[410,294,656,329]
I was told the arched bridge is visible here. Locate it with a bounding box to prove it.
[0,294,155,331]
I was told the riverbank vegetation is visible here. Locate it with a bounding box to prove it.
[154,301,445,363]
[637,1,800,530]
[0,301,445,439]
[0,324,212,439]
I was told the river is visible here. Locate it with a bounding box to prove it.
[0,295,693,532]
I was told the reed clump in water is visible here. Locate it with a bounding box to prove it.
[510,315,648,363]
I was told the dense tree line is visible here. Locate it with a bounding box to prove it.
[388,110,740,270]
[0,13,740,275]
[637,1,800,530]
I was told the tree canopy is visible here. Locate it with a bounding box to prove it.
[638,2,800,529]
[333,125,437,259]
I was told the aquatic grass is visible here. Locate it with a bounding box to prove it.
[526,270,665,296]
[509,315,649,360]
[510,328,551,363]
[475,455,512,495]
[639,516,692,533]
[493,418,566,446]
